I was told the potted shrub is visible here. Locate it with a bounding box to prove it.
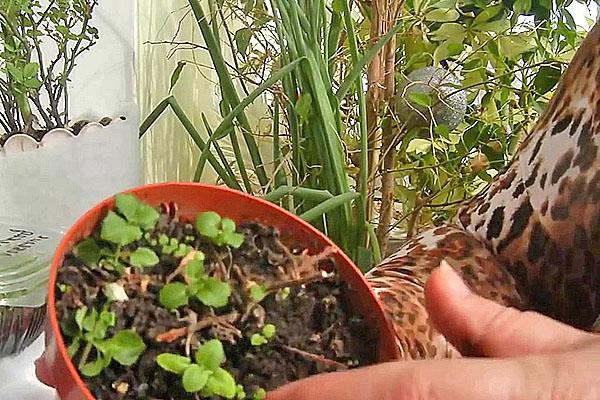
[35,183,399,399]
[0,0,141,231]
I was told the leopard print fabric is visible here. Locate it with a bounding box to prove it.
[367,22,600,359]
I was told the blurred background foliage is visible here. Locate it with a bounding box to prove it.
[138,0,598,267]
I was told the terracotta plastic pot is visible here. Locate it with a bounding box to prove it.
[35,182,400,400]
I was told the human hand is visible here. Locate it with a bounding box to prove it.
[267,262,600,400]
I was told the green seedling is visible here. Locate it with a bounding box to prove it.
[157,339,237,398]
[236,384,247,399]
[159,252,231,309]
[250,324,276,346]
[249,283,268,302]
[74,194,161,274]
[253,388,267,400]
[276,287,291,301]
[63,306,146,377]
[195,211,244,248]
[156,234,192,257]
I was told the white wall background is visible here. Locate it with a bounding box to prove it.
[67,0,137,121]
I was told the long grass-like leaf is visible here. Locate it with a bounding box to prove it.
[341,0,369,253]
[299,192,360,222]
[211,58,304,140]
[262,186,333,203]
[187,0,268,187]
[140,95,240,190]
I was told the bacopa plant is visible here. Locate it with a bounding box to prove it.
[56,193,378,399]
[74,193,161,274]
[157,339,238,397]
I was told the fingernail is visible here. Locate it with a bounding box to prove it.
[438,260,472,298]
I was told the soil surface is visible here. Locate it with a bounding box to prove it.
[56,205,378,400]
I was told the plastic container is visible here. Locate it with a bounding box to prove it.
[35,183,400,399]
[0,220,63,357]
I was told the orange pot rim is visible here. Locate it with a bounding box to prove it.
[38,182,400,399]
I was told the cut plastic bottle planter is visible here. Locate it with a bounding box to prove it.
[0,116,142,232]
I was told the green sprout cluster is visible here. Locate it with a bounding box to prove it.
[195,211,244,248]
[156,340,238,398]
[159,251,231,310]
[250,324,276,346]
[74,194,161,274]
[64,305,146,377]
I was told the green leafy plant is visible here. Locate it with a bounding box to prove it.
[250,324,276,346]
[253,388,267,400]
[141,0,595,267]
[158,234,193,256]
[157,339,238,398]
[249,283,268,302]
[140,0,399,270]
[195,211,245,248]
[63,305,146,377]
[74,194,160,274]
[0,0,99,135]
[159,251,232,309]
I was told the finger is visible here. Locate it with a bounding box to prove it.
[266,356,528,400]
[424,261,596,357]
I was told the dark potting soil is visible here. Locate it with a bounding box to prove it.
[55,204,378,400]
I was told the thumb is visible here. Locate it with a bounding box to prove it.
[424,261,596,357]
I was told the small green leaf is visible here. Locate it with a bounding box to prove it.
[82,308,99,332]
[195,339,226,371]
[23,77,42,89]
[253,388,267,400]
[196,277,231,308]
[533,65,562,95]
[183,364,211,393]
[102,330,146,366]
[249,284,268,302]
[156,353,192,375]
[159,282,189,310]
[196,212,221,238]
[75,306,88,330]
[406,138,432,155]
[473,4,502,24]
[424,8,459,22]
[408,92,432,108]
[498,36,535,60]
[173,243,191,257]
[277,287,291,301]
[221,218,236,233]
[159,234,170,246]
[261,324,276,339]
[204,368,237,399]
[250,333,267,346]
[513,0,531,14]
[75,238,102,265]
[236,384,246,400]
[129,247,159,268]
[101,211,142,246]
[170,61,187,92]
[80,354,110,377]
[430,23,466,42]
[234,28,253,55]
[222,231,245,248]
[67,337,81,358]
[186,258,205,281]
[115,194,160,230]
